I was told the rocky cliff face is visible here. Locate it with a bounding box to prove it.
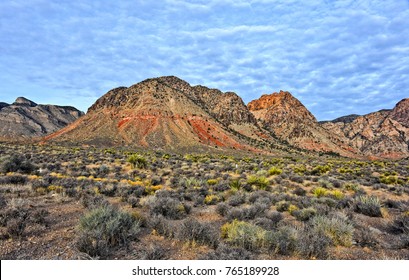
[247,91,358,157]
[0,97,84,141]
[322,99,409,159]
[46,76,285,153]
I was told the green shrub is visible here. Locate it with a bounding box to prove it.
[268,167,283,176]
[312,187,327,198]
[293,165,307,174]
[207,179,218,186]
[76,205,140,258]
[344,183,360,192]
[204,194,220,205]
[247,175,269,190]
[354,196,383,217]
[293,207,317,221]
[310,215,354,247]
[311,165,331,175]
[380,175,398,185]
[276,200,290,212]
[127,154,147,169]
[329,190,345,200]
[229,179,242,191]
[221,220,266,250]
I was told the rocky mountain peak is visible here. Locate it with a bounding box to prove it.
[0,98,84,140]
[248,90,316,123]
[13,97,37,107]
[390,98,409,126]
[0,102,9,110]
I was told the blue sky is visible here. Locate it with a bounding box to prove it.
[1,0,409,120]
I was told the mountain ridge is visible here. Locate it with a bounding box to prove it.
[0,97,84,141]
[2,76,409,159]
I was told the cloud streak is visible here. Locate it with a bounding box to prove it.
[1,0,409,120]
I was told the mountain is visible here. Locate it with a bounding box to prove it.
[0,97,84,141]
[44,76,291,153]
[38,76,409,159]
[322,99,409,159]
[247,91,358,157]
[320,114,361,124]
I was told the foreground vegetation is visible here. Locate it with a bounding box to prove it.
[0,143,408,259]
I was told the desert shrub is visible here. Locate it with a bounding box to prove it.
[221,220,266,251]
[0,175,28,185]
[127,196,140,208]
[200,244,253,260]
[245,203,269,219]
[289,175,304,184]
[149,215,176,238]
[127,154,147,169]
[311,165,331,176]
[31,178,50,191]
[80,194,109,209]
[204,194,220,205]
[288,204,299,215]
[330,179,343,189]
[99,184,118,197]
[318,179,333,189]
[389,215,409,234]
[336,197,354,209]
[293,187,306,196]
[177,218,219,248]
[380,175,398,185]
[6,218,27,238]
[268,167,282,176]
[254,217,277,231]
[229,179,242,191]
[312,187,327,198]
[265,210,284,225]
[344,183,360,192]
[30,209,49,225]
[310,215,354,247]
[293,165,307,174]
[354,226,378,248]
[293,207,317,221]
[329,190,345,200]
[76,205,140,258]
[0,198,47,238]
[0,154,36,174]
[216,202,231,217]
[248,190,271,204]
[139,245,168,260]
[227,207,247,221]
[295,226,331,259]
[276,201,290,212]
[264,226,298,255]
[149,197,189,219]
[150,176,162,186]
[227,193,246,206]
[354,196,383,217]
[247,175,269,190]
[207,179,218,186]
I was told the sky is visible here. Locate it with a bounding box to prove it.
[1,0,409,121]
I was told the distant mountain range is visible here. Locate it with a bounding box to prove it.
[2,77,409,159]
[0,97,84,141]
